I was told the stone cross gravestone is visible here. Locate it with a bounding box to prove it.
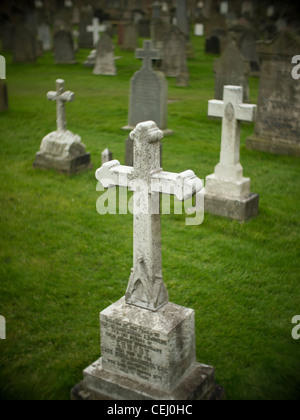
[204,85,259,221]
[246,31,300,156]
[214,37,250,102]
[54,30,77,64]
[33,79,92,174]
[123,40,173,136]
[13,24,36,63]
[87,17,106,47]
[71,121,223,400]
[93,33,117,76]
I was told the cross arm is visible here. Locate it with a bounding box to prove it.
[151,170,203,201]
[236,104,257,122]
[96,160,134,189]
[46,91,57,101]
[208,100,224,118]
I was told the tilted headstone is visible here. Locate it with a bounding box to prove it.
[33,79,92,174]
[93,33,117,76]
[13,24,36,63]
[204,85,259,221]
[0,81,9,112]
[161,26,188,78]
[123,40,172,136]
[246,31,300,156]
[71,120,223,400]
[53,30,77,64]
[214,37,250,102]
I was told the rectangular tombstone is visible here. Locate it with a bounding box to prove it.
[162,27,188,78]
[13,25,36,63]
[246,31,300,156]
[121,23,137,51]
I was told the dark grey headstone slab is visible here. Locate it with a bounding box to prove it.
[13,24,36,63]
[214,37,250,101]
[123,40,172,134]
[246,31,300,156]
[54,30,77,64]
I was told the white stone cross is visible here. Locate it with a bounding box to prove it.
[87,17,106,47]
[136,40,160,70]
[96,121,202,312]
[208,85,256,183]
[46,79,75,132]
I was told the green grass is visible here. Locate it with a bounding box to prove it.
[0,35,300,400]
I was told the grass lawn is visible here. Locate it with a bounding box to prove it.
[0,35,299,400]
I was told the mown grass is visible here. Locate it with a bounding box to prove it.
[0,35,299,400]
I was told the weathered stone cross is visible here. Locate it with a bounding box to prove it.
[136,40,160,70]
[46,79,74,133]
[208,85,256,182]
[96,121,202,312]
[87,17,106,46]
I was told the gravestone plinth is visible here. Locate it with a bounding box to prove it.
[34,130,92,174]
[246,31,300,156]
[204,86,259,222]
[71,297,221,400]
[34,79,92,175]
